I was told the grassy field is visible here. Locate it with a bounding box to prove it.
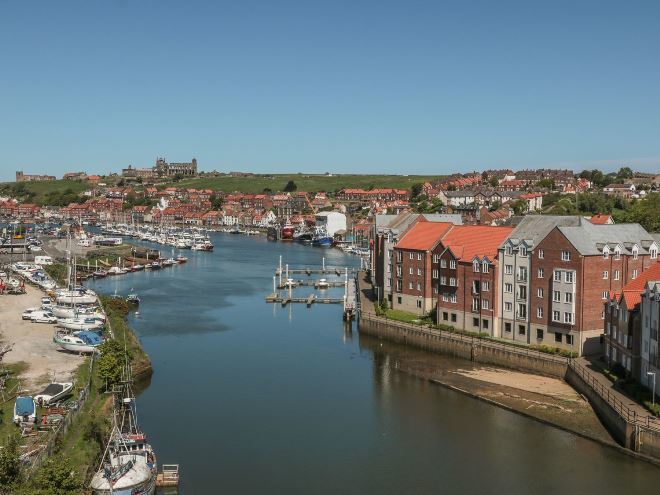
[0,179,90,205]
[169,173,445,193]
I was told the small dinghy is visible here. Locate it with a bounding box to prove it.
[34,382,74,406]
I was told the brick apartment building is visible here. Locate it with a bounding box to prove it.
[436,225,513,336]
[534,222,657,355]
[391,220,453,314]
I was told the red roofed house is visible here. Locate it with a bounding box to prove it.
[436,225,514,335]
[392,219,454,314]
[604,262,660,379]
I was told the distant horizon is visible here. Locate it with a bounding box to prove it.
[2,157,659,183]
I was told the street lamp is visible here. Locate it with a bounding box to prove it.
[648,371,657,407]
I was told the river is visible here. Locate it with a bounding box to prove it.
[88,233,660,494]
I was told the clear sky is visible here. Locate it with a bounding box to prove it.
[1,0,659,181]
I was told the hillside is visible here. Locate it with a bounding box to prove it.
[168,173,445,193]
[0,179,90,205]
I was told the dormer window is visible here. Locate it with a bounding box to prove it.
[614,247,621,260]
[651,246,658,260]
[473,260,480,272]
[632,246,639,260]
[482,261,489,273]
[505,245,513,256]
[520,246,527,256]
[603,247,609,260]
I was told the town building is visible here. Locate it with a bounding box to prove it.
[640,278,660,396]
[603,183,636,199]
[155,157,197,177]
[315,211,346,237]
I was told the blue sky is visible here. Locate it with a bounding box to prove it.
[1,0,659,181]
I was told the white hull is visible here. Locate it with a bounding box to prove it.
[56,341,99,354]
[56,294,98,305]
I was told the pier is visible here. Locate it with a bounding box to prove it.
[266,256,358,320]
[156,464,180,488]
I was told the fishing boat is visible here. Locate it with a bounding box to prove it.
[311,228,333,247]
[93,269,108,278]
[126,292,140,305]
[150,261,162,270]
[14,396,36,424]
[34,382,74,406]
[90,361,157,494]
[175,255,187,263]
[53,330,103,354]
[281,220,295,241]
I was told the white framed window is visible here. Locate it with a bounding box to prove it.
[564,312,574,324]
[537,307,543,318]
[565,292,573,303]
[553,290,561,302]
[483,281,490,292]
[505,302,513,312]
[552,310,560,322]
[482,261,489,273]
[632,246,639,260]
[433,286,438,294]
[440,276,447,285]
[449,277,456,287]
[473,260,480,272]
[505,245,513,255]
[632,269,638,279]
[505,283,513,293]
[538,268,544,278]
[603,248,609,259]
[433,254,439,263]
[409,282,413,289]
[538,249,544,259]
[651,247,658,260]
[417,268,422,276]
[449,260,456,269]
[416,283,421,291]
[603,271,608,280]
[442,293,449,302]
[565,272,574,283]
[482,299,490,310]
[602,291,608,299]
[554,270,562,282]
[505,264,513,275]
[520,246,527,256]
[432,269,438,279]
[409,267,413,275]
[417,253,422,261]
[601,310,605,320]
[614,270,620,280]
[561,251,571,261]
[409,252,413,260]
[450,293,457,303]
[614,247,621,260]
[518,304,527,319]
[537,288,544,298]
[440,259,447,268]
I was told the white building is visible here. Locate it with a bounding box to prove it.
[315,211,347,237]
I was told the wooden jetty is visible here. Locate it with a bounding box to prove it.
[156,464,180,488]
[266,256,359,320]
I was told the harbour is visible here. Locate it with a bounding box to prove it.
[86,232,660,494]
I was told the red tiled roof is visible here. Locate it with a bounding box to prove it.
[589,214,612,225]
[442,225,514,261]
[619,262,660,308]
[395,220,453,251]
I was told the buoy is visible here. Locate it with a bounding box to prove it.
[135,311,140,316]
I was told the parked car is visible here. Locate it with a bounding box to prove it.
[41,297,53,307]
[30,311,57,324]
[22,308,40,320]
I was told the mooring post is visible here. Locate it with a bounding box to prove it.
[273,276,276,294]
[322,257,325,271]
[279,255,282,274]
[286,264,289,282]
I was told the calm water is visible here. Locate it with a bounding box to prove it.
[89,234,659,494]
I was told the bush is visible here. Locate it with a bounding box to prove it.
[0,436,21,488]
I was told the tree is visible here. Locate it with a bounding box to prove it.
[410,183,423,199]
[489,200,502,212]
[617,194,660,232]
[97,339,127,389]
[0,435,21,487]
[489,177,499,188]
[536,178,555,190]
[283,180,297,192]
[617,166,633,180]
[34,456,81,494]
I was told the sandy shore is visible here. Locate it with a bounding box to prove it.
[0,283,84,391]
